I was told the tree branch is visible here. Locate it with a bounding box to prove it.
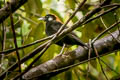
[23,30,120,79]
[0,0,27,23]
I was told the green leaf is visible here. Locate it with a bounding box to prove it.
[24,0,43,16]
[65,0,76,10]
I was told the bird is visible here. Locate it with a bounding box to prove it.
[38,14,88,48]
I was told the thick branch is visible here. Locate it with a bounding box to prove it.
[0,0,27,23]
[23,30,120,79]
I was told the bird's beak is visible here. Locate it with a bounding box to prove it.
[38,17,45,21]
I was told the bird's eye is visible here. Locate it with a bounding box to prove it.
[48,17,53,21]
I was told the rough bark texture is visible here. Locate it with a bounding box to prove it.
[23,30,120,79]
[0,0,27,23]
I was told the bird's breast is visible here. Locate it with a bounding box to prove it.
[45,23,58,36]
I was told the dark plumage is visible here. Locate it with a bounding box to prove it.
[39,14,88,47]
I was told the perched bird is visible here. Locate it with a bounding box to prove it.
[39,14,88,48]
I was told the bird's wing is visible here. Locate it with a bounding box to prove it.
[67,32,87,46]
[52,21,82,42]
[52,21,80,40]
[52,20,84,42]
[52,21,67,31]
[67,32,81,41]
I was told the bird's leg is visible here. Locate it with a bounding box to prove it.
[64,45,69,54]
[57,43,66,56]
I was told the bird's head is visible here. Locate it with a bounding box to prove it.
[38,14,56,22]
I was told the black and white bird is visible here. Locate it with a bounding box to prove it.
[39,14,88,48]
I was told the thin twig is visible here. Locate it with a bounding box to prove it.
[8,2,22,79]
[0,22,6,72]
[101,3,120,8]
[92,20,120,43]
[100,17,120,43]
[114,12,120,36]
[0,35,53,54]
[93,46,109,80]
[83,6,120,25]
[58,43,66,56]
[86,39,92,79]
[1,9,6,53]
[0,0,6,69]
[1,0,6,63]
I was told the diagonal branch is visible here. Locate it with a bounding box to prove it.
[8,2,22,79]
